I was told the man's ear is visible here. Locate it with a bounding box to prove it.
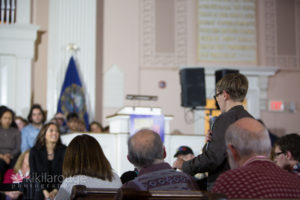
[286,151,294,161]
[163,146,167,159]
[223,91,230,100]
[228,144,240,161]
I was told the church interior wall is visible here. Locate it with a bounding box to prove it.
[23,0,300,135]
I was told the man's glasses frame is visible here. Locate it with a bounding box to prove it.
[274,151,285,157]
[214,91,223,101]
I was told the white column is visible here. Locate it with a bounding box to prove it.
[0,56,15,106]
[16,0,31,24]
[15,58,32,116]
[0,25,39,116]
[47,0,97,120]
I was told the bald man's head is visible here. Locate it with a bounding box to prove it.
[234,118,265,134]
[225,118,271,165]
[127,129,164,168]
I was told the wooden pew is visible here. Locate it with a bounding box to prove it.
[116,188,228,200]
[70,185,118,200]
[70,185,228,200]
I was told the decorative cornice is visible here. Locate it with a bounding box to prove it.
[0,24,39,58]
[181,66,279,76]
[140,0,187,67]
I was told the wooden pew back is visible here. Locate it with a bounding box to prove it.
[70,185,228,200]
[70,185,118,200]
[116,188,227,200]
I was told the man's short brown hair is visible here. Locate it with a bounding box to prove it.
[216,73,248,102]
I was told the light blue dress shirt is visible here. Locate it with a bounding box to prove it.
[21,124,41,152]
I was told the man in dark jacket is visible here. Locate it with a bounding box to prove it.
[173,73,253,190]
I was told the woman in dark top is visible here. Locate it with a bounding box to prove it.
[0,108,21,182]
[29,122,66,200]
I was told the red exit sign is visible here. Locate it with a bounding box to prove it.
[269,100,284,111]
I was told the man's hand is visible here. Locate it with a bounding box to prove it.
[5,191,21,199]
[43,189,50,200]
[205,130,212,143]
[49,189,58,199]
[172,157,184,170]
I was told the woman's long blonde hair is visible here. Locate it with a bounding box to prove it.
[13,150,30,173]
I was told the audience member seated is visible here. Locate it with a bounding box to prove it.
[21,104,46,153]
[102,125,110,133]
[0,108,21,182]
[3,150,30,200]
[30,122,66,200]
[77,119,87,132]
[0,105,7,114]
[14,116,28,132]
[122,129,198,191]
[66,112,79,133]
[211,118,300,198]
[174,146,207,191]
[120,168,138,184]
[0,106,18,129]
[174,146,195,161]
[55,134,121,199]
[273,133,300,177]
[89,121,103,133]
[53,112,67,134]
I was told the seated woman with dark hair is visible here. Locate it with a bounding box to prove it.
[0,107,21,182]
[30,122,66,200]
[55,134,121,199]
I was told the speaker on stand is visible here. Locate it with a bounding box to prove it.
[180,68,206,108]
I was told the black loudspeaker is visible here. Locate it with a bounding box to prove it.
[214,69,239,109]
[215,69,239,86]
[180,68,206,108]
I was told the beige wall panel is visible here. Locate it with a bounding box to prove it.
[102,0,140,124]
[32,0,49,110]
[261,69,300,136]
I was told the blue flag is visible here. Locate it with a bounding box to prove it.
[57,56,89,130]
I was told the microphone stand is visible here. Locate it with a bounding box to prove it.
[193,107,219,151]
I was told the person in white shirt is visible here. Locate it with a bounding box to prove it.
[55,134,121,200]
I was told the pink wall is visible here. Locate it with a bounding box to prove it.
[31,0,49,110]
[261,69,300,136]
[30,0,300,135]
[257,0,300,135]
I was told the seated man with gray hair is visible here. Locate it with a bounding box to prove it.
[211,118,300,198]
[122,129,198,191]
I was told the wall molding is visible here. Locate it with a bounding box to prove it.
[140,0,187,67]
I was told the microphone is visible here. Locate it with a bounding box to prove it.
[205,116,217,151]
